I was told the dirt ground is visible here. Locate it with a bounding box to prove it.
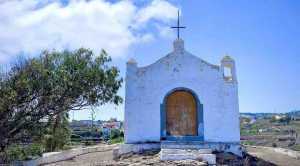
[45,150,207,166]
[46,146,300,166]
[246,146,300,166]
[45,149,114,166]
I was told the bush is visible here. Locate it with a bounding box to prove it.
[5,145,25,161]
[109,137,124,144]
[91,130,102,138]
[110,129,121,139]
[4,143,43,162]
[71,134,82,142]
[24,143,43,158]
[75,130,92,137]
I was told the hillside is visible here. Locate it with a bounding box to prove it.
[240,110,300,119]
[240,110,300,151]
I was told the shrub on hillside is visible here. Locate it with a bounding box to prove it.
[3,143,43,162]
[110,129,121,140]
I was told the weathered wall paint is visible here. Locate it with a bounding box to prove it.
[124,39,240,143]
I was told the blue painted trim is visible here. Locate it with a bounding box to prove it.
[198,103,204,140]
[166,136,204,141]
[160,103,166,137]
[198,103,203,123]
[160,87,204,141]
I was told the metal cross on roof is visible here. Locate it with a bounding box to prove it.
[171,10,186,39]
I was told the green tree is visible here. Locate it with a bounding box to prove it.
[90,107,96,131]
[43,112,71,152]
[0,48,122,154]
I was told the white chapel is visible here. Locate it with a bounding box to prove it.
[121,14,242,162]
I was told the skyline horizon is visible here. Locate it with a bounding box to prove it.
[70,108,300,121]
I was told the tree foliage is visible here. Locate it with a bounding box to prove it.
[0,48,123,152]
[43,112,71,152]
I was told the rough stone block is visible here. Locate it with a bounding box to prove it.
[160,148,216,165]
[118,143,161,155]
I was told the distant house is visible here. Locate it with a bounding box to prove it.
[70,120,102,129]
[102,121,121,130]
[274,115,285,120]
[101,120,123,139]
[80,120,94,126]
[249,118,256,124]
[258,128,271,133]
[240,116,256,125]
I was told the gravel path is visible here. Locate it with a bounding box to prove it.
[45,150,207,166]
[45,149,114,166]
[246,146,300,166]
[46,145,300,166]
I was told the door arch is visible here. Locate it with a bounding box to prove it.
[166,90,197,136]
[161,87,204,140]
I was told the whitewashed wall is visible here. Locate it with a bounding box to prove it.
[124,39,240,143]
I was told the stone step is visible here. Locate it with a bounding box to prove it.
[160,148,216,165]
[161,148,212,154]
[161,144,208,149]
[161,142,211,149]
[161,141,243,157]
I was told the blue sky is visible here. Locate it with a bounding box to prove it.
[0,0,299,120]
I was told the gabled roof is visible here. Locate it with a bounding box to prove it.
[135,39,220,71]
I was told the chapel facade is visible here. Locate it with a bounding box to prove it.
[124,38,240,147]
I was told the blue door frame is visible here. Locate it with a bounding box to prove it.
[160,87,204,141]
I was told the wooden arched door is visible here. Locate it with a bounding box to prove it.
[166,90,197,136]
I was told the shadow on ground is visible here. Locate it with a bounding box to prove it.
[215,152,276,166]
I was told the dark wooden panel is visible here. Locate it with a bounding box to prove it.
[166,91,197,136]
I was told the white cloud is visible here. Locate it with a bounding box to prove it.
[134,0,178,28]
[0,0,177,63]
[155,23,176,39]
